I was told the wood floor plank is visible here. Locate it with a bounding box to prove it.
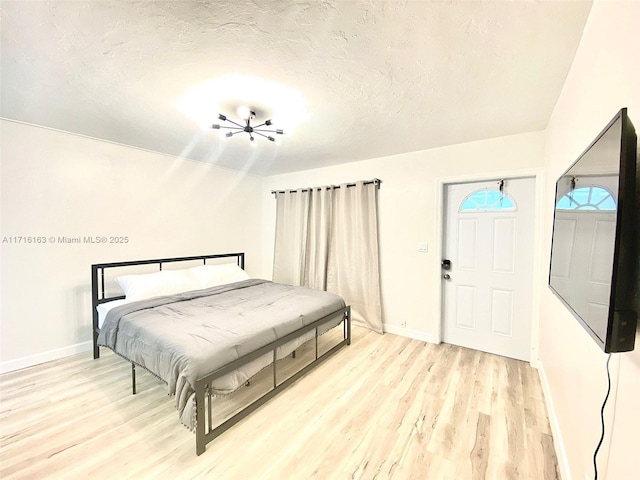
[0,327,559,479]
[470,412,490,480]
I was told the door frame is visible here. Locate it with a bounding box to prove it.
[434,168,545,366]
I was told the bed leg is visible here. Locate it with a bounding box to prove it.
[131,363,136,395]
[195,383,206,456]
[93,329,100,359]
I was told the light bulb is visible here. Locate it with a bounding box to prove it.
[237,106,251,120]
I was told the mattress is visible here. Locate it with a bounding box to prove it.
[97,279,346,427]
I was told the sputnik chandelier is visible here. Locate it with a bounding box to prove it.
[211,108,284,143]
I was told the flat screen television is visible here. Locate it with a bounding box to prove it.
[549,108,638,353]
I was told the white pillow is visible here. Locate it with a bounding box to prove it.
[116,269,200,301]
[189,263,250,289]
[96,299,129,328]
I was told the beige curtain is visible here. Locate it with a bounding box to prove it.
[327,181,382,333]
[303,186,333,290]
[273,181,383,334]
[273,189,310,285]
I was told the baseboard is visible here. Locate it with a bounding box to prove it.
[0,341,93,374]
[529,356,542,370]
[537,359,572,480]
[383,324,439,344]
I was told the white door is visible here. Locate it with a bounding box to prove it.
[442,178,535,361]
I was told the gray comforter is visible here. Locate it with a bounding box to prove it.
[98,279,345,427]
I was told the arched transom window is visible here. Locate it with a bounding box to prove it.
[556,186,617,211]
[459,189,516,212]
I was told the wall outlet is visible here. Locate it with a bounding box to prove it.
[400,321,407,327]
[418,243,428,253]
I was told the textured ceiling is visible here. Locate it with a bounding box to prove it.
[0,0,592,176]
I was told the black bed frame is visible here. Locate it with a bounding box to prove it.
[91,253,351,455]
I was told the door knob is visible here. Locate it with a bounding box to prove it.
[443,273,451,280]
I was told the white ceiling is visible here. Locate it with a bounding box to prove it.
[0,0,592,176]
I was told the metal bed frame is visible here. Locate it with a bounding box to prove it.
[91,253,351,455]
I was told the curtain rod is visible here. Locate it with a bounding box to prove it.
[271,178,381,196]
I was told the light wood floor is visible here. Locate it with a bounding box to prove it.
[0,328,559,479]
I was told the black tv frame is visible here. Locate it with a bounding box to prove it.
[548,108,637,353]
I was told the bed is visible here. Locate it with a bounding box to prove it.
[92,252,351,455]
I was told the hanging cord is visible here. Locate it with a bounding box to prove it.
[569,176,577,206]
[593,353,612,480]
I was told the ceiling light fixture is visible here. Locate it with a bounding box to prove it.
[212,109,284,143]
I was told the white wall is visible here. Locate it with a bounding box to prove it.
[539,1,640,479]
[0,120,263,372]
[260,131,545,343]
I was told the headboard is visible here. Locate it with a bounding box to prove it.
[91,252,245,359]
